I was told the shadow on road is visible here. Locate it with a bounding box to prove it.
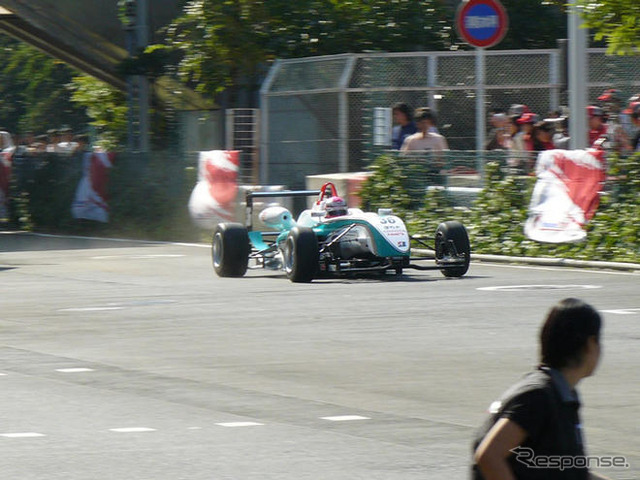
[0,232,160,253]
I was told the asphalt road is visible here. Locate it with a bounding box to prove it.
[1,232,639,480]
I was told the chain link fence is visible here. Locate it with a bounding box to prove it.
[261,49,640,189]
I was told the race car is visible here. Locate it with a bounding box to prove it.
[211,182,470,283]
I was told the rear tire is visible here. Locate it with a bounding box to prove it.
[212,223,250,277]
[283,227,318,283]
[435,221,470,278]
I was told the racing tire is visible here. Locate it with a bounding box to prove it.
[283,227,319,283]
[435,221,470,278]
[212,223,250,278]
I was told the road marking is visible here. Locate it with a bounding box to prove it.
[215,422,264,428]
[109,428,156,433]
[0,373,7,376]
[478,263,640,277]
[56,368,95,373]
[321,415,371,422]
[1,432,46,438]
[59,307,124,312]
[91,254,185,260]
[477,284,602,292]
[187,427,202,430]
[602,308,640,315]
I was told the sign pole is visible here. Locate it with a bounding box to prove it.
[476,47,486,153]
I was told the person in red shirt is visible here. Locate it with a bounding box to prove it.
[587,106,608,147]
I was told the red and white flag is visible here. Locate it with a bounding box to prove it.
[0,151,13,219]
[525,149,606,243]
[188,150,240,229]
[71,152,114,223]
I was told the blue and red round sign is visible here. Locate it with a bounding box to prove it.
[456,0,509,48]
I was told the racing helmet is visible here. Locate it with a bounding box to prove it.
[325,196,348,218]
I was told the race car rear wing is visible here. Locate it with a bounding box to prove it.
[245,189,321,231]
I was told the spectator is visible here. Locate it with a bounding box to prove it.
[587,106,608,147]
[508,104,530,121]
[532,121,556,152]
[391,103,417,150]
[486,110,509,150]
[552,117,570,149]
[74,134,91,154]
[400,108,448,153]
[56,127,79,154]
[472,298,611,480]
[597,89,629,153]
[620,93,640,138]
[625,102,640,151]
[46,129,59,153]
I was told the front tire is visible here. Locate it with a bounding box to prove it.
[283,227,319,283]
[212,223,250,277]
[435,221,470,278]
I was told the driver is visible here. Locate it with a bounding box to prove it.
[324,196,348,218]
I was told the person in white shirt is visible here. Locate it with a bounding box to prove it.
[400,108,448,152]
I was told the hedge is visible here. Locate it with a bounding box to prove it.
[359,152,640,264]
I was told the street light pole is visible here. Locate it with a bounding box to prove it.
[568,5,588,149]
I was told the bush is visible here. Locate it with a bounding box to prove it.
[359,152,640,263]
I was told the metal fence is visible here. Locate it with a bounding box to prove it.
[260,49,640,188]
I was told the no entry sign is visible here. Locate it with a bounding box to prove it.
[456,0,508,48]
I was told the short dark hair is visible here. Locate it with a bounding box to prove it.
[415,107,437,125]
[540,298,601,369]
[392,103,414,122]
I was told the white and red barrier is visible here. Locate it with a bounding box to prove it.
[71,152,114,223]
[525,149,606,243]
[188,150,240,229]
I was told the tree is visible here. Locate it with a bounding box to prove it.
[0,34,88,134]
[572,0,640,55]
[161,0,455,103]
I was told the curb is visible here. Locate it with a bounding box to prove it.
[414,249,640,272]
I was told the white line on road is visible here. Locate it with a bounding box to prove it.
[59,307,124,312]
[602,308,640,315]
[477,284,602,292]
[91,254,186,260]
[215,422,264,428]
[56,368,95,373]
[1,432,46,438]
[321,415,371,422]
[109,428,157,433]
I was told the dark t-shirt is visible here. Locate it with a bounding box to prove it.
[392,122,418,150]
[471,367,588,480]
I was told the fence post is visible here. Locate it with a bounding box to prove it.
[259,59,282,184]
[339,56,357,173]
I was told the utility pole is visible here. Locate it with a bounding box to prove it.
[568,6,588,149]
[124,0,150,153]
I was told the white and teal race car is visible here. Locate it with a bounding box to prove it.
[212,183,470,283]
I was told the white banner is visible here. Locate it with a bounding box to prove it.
[525,149,605,243]
[71,152,114,223]
[188,150,240,229]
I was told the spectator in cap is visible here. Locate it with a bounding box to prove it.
[508,104,530,120]
[57,127,79,154]
[621,94,640,138]
[626,103,640,151]
[391,103,418,150]
[485,110,510,150]
[587,106,608,147]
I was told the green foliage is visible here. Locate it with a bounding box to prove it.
[359,153,640,264]
[573,0,640,55]
[69,75,128,151]
[0,35,88,134]
[160,0,454,98]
